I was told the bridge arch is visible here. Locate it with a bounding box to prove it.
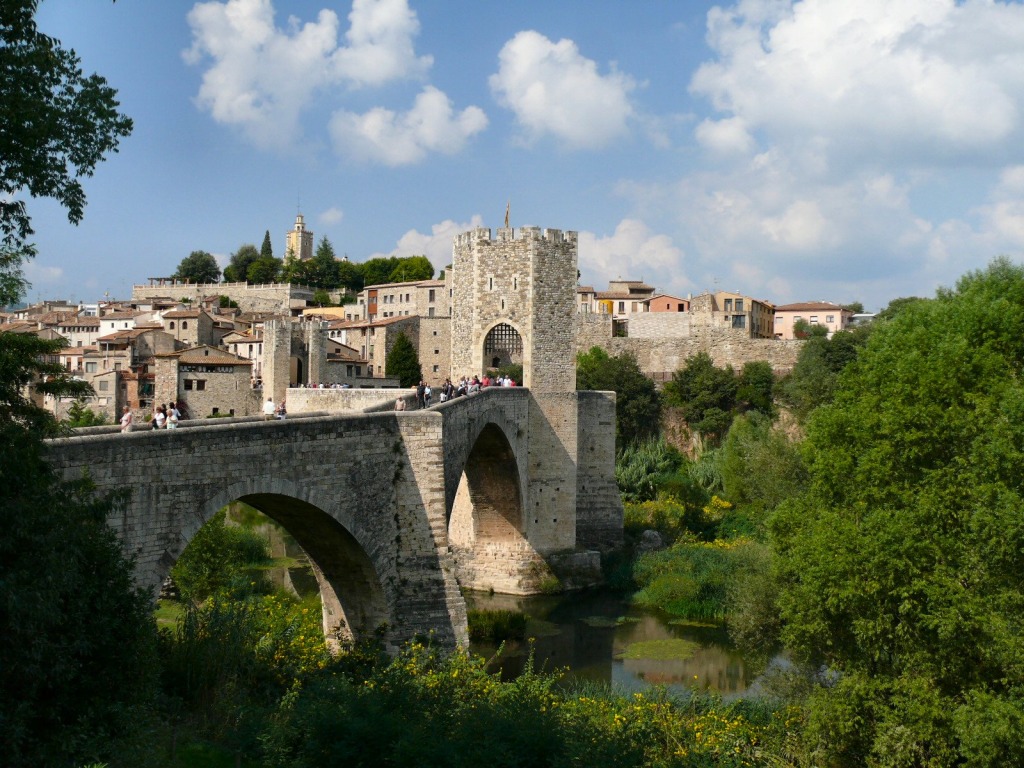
[189,478,391,648]
[446,405,550,594]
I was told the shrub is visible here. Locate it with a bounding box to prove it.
[632,538,768,622]
[171,509,273,604]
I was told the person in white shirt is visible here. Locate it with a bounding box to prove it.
[120,406,132,433]
[263,397,276,420]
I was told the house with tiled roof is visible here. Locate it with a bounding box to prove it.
[773,301,853,339]
[153,345,256,419]
[160,308,217,347]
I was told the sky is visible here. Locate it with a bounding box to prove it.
[22,0,1024,311]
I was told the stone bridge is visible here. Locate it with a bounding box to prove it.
[45,388,623,650]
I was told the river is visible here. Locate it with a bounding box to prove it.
[229,505,763,698]
[464,590,758,698]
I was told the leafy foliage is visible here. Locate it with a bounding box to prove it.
[576,346,661,449]
[771,258,1024,764]
[775,327,870,420]
[0,332,156,766]
[384,331,422,388]
[0,1,133,304]
[388,254,433,282]
[65,397,108,427]
[260,640,798,768]
[222,243,259,283]
[171,509,273,604]
[663,352,739,440]
[174,250,221,284]
[632,537,767,622]
[0,332,90,435]
[247,255,282,283]
[719,412,806,516]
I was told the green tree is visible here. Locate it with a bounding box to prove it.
[663,352,738,441]
[174,250,220,284]
[171,509,272,604]
[736,360,774,418]
[576,347,661,449]
[304,236,341,290]
[0,334,157,765]
[776,328,869,420]
[281,247,308,285]
[65,397,108,427]
[385,332,422,388]
[222,243,259,283]
[260,229,274,260]
[388,254,433,282]
[0,1,133,304]
[876,295,925,321]
[337,258,363,293]
[772,258,1024,765]
[719,411,806,515]
[841,301,865,314]
[246,255,281,284]
[361,256,400,287]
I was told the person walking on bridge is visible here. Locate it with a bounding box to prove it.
[263,397,275,421]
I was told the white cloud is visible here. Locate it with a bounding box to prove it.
[578,220,688,294]
[319,207,344,225]
[330,86,487,166]
[332,0,432,87]
[369,215,485,272]
[24,262,63,285]
[690,0,1024,164]
[695,117,754,154]
[184,0,431,148]
[489,30,635,149]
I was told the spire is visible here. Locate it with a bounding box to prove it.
[504,200,510,229]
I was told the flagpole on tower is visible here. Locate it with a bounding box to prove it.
[504,200,510,229]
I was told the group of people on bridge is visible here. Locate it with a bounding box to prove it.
[398,373,517,411]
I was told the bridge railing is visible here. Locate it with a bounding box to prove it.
[63,411,333,437]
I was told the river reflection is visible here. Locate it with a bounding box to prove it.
[466,590,753,697]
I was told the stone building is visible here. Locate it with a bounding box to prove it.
[285,212,314,262]
[161,308,216,347]
[153,345,256,419]
[357,278,450,322]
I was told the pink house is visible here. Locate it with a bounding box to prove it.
[774,302,854,339]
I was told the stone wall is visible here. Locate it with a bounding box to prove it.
[628,312,692,339]
[418,315,452,385]
[575,390,624,550]
[604,336,803,376]
[286,386,407,414]
[575,311,613,352]
[132,281,314,315]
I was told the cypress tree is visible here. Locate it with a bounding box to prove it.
[385,332,422,388]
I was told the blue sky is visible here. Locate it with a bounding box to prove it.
[24,0,1024,311]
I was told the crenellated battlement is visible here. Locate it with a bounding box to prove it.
[454,226,578,248]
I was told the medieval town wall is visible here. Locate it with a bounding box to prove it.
[132,281,314,314]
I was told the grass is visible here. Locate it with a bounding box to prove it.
[155,599,185,629]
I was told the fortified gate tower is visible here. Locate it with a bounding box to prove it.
[449,227,589,579]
